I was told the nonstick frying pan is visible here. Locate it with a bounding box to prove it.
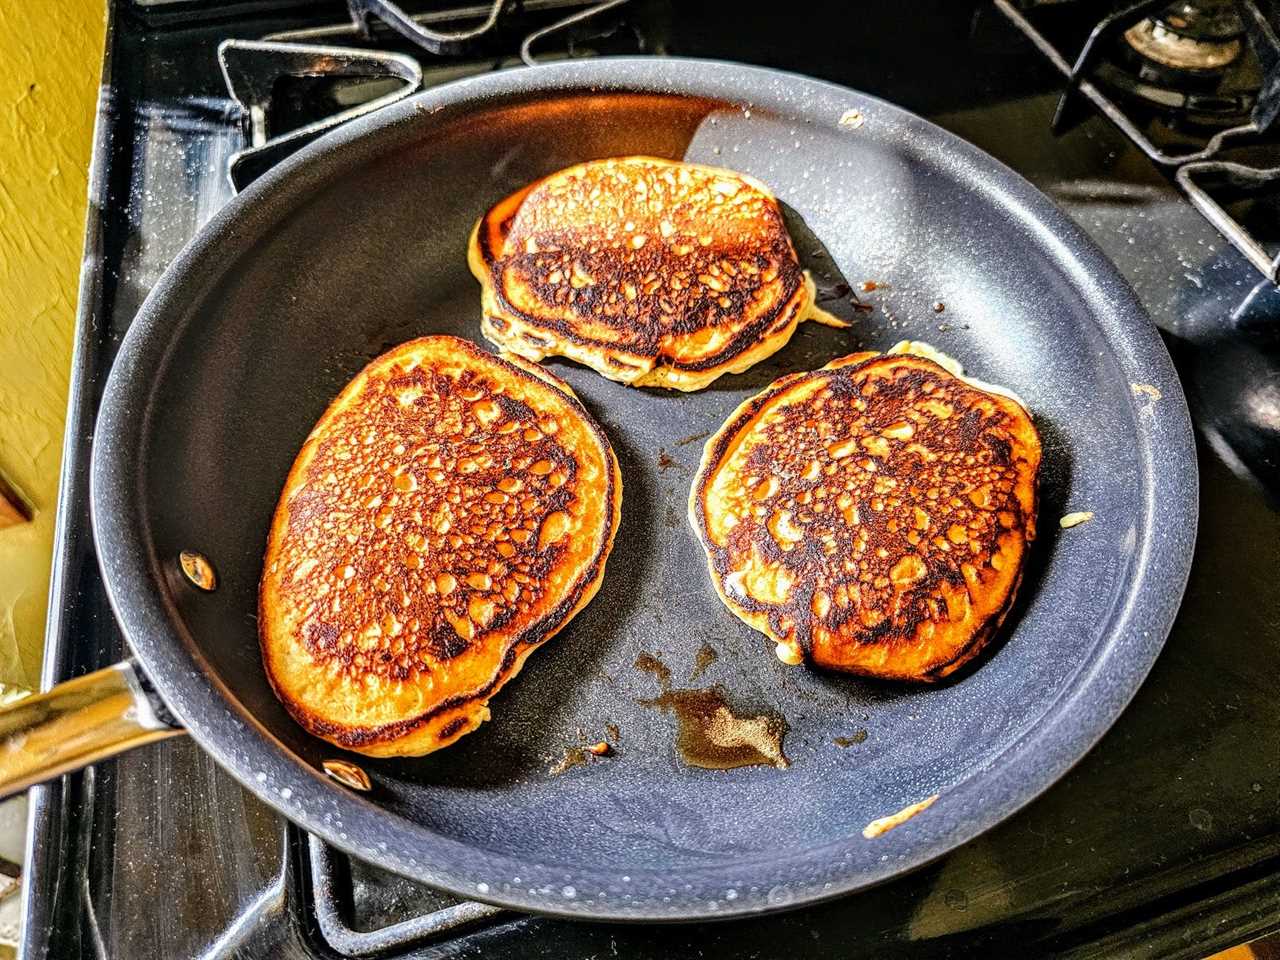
[0,59,1197,920]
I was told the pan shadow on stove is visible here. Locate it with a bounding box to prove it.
[1174,280,1280,503]
[548,879,1060,959]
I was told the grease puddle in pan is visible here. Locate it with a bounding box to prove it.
[636,651,789,771]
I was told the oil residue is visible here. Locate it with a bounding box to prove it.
[834,729,868,748]
[634,652,671,685]
[690,642,719,680]
[549,746,588,775]
[549,723,618,775]
[636,651,788,771]
[673,431,710,448]
[646,688,789,770]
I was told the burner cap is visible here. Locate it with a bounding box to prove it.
[1095,0,1258,127]
[1125,17,1243,72]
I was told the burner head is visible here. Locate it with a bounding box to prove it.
[1096,0,1260,127]
[1124,15,1243,74]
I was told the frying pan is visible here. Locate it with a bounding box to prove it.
[0,59,1197,920]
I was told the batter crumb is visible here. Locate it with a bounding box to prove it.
[1059,511,1094,529]
[863,795,939,839]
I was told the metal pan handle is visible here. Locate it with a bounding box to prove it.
[0,660,183,799]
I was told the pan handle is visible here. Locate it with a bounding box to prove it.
[0,660,184,799]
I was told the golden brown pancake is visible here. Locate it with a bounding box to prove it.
[469,156,845,391]
[690,348,1040,681]
[259,336,621,756]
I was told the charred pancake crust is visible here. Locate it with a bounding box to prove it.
[259,336,621,755]
[470,156,837,390]
[690,353,1040,681]
[485,260,808,374]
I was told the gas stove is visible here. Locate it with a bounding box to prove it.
[23,2,1280,958]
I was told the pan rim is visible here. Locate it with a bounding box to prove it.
[89,56,1198,921]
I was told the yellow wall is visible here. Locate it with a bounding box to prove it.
[0,4,105,689]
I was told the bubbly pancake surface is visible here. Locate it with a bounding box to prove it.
[470,156,843,391]
[690,351,1040,680]
[259,336,620,756]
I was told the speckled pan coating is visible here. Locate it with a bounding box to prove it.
[89,59,1197,921]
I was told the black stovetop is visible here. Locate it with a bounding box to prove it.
[22,2,1280,958]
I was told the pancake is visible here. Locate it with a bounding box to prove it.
[469,156,845,392]
[259,336,621,756]
[689,346,1040,681]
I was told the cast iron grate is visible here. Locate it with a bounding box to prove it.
[998,0,1280,282]
[305,835,509,956]
[220,0,646,191]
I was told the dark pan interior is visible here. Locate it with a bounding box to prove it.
[92,61,1195,919]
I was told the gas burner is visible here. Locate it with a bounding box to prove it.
[1096,1,1256,127]
[1125,2,1246,74]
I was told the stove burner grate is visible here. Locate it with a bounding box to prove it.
[220,0,635,191]
[999,0,1280,282]
[305,835,505,955]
